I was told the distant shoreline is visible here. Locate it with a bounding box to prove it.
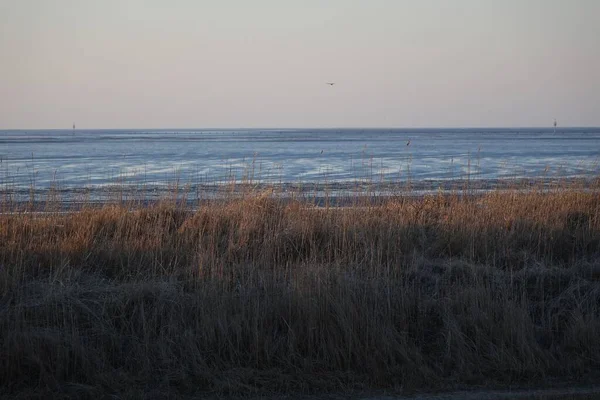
[1,176,599,211]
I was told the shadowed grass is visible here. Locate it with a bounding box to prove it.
[1,189,600,398]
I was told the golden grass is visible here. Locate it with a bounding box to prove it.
[1,188,600,397]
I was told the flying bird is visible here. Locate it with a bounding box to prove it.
[325,82,335,86]
[406,140,411,146]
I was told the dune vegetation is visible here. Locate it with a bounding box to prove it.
[1,184,600,398]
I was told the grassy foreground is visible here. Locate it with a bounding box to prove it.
[1,189,600,398]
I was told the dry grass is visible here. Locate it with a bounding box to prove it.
[1,188,600,398]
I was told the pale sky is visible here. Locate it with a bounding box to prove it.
[1,0,599,129]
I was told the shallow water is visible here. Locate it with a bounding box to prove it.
[1,128,599,191]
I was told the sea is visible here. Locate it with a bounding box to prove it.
[1,128,599,202]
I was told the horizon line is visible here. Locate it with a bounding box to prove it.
[2,125,600,131]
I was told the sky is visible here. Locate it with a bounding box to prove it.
[0,0,599,129]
